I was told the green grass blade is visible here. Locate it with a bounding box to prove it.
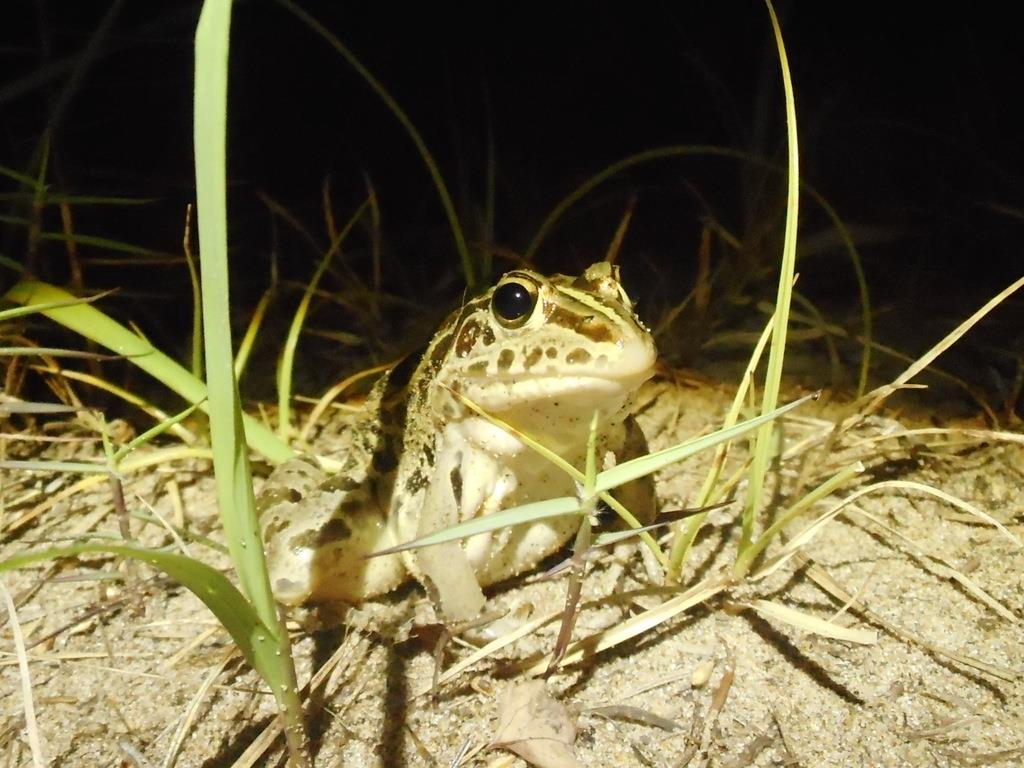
[0,164,38,186]
[0,216,174,259]
[235,290,272,381]
[0,253,26,273]
[596,393,816,493]
[112,401,203,462]
[733,461,864,577]
[370,496,583,556]
[194,0,273,630]
[194,2,308,762]
[668,310,776,577]
[0,193,158,206]
[584,410,599,497]
[0,544,276,678]
[1,346,117,359]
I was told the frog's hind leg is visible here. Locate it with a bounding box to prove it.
[257,459,407,607]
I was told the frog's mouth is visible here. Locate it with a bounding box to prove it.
[459,365,656,414]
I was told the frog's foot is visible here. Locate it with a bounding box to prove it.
[415,540,487,623]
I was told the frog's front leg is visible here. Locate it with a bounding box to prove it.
[258,458,407,606]
[400,419,523,622]
[406,452,488,621]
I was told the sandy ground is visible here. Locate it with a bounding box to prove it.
[1,381,1022,767]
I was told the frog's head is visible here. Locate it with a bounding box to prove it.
[430,262,656,426]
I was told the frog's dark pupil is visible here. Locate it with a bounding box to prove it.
[493,281,534,321]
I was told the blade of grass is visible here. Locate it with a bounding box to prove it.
[0,164,38,186]
[0,192,158,206]
[734,461,864,577]
[111,401,203,463]
[0,289,111,322]
[427,387,815,568]
[0,216,176,259]
[1,346,119,359]
[0,544,276,677]
[194,1,308,762]
[595,392,816,492]
[369,496,583,556]
[234,289,273,381]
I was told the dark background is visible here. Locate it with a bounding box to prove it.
[2,2,1022,407]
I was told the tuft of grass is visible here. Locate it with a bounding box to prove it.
[735,0,799,571]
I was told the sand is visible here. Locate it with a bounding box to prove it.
[1,381,1021,767]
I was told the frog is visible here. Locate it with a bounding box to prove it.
[257,261,658,623]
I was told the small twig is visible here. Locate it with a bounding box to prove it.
[547,516,592,673]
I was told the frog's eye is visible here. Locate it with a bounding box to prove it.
[491,277,539,328]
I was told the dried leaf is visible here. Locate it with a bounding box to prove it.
[491,681,582,768]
